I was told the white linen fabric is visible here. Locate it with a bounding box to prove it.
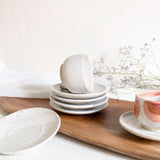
[0,60,135,101]
[0,61,59,98]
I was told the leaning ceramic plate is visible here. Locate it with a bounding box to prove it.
[49,96,108,109]
[0,108,61,155]
[50,101,108,115]
[50,83,107,99]
[50,93,107,104]
[119,111,160,141]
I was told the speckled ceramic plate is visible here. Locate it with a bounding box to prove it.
[49,96,108,109]
[0,108,61,155]
[119,111,160,141]
[50,83,107,99]
[50,93,108,104]
[50,101,108,115]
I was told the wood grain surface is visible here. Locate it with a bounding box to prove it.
[0,97,159,160]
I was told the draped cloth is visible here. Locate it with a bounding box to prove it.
[0,61,59,98]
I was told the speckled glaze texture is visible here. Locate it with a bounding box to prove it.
[0,108,61,155]
[135,91,160,132]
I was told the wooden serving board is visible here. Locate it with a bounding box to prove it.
[0,97,160,160]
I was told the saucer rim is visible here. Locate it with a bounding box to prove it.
[50,101,108,115]
[49,96,108,109]
[50,93,108,104]
[50,83,107,99]
[119,111,160,141]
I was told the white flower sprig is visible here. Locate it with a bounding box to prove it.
[93,38,160,95]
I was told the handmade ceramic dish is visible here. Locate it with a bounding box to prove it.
[134,91,160,132]
[49,96,108,109]
[60,54,93,93]
[119,111,160,141]
[50,83,107,99]
[0,108,61,155]
[50,101,108,115]
[50,93,107,104]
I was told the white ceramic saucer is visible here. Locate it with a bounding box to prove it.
[50,93,107,104]
[50,101,108,115]
[50,83,107,99]
[0,108,61,155]
[119,111,160,141]
[49,96,108,109]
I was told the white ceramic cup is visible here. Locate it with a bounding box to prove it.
[60,54,93,93]
[134,91,160,132]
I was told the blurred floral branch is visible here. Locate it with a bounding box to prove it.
[93,38,160,95]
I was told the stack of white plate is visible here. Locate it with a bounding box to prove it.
[49,83,108,115]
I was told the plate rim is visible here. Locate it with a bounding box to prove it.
[50,83,107,99]
[49,97,108,109]
[119,111,160,141]
[50,101,108,115]
[50,93,108,104]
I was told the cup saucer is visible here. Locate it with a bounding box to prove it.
[50,83,107,99]
[119,111,160,141]
[50,93,108,104]
[49,96,108,109]
[50,101,108,115]
[0,108,61,155]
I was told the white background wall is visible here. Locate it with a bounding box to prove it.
[0,0,160,77]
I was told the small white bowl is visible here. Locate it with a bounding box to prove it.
[60,54,93,93]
